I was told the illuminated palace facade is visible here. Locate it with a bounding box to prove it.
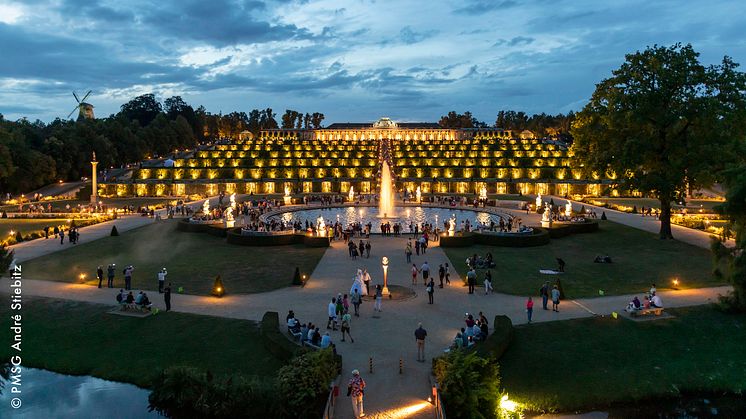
[101,118,612,197]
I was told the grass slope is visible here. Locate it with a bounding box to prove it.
[442,221,720,298]
[22,219,326,295]
[0,297,283,388]
[499,306,746,412]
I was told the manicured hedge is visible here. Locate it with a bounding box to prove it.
[473,228,550,247]
[226,229,303,246]
[260,311,304,362]
[439,232,475,247]
[473,315,514,360]
[302,235,331,248]
[546,220,599,238]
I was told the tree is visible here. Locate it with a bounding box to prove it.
[571,44,746,239]
[438,111,475,129]
[119,94,163,127]
[712,164,746,312]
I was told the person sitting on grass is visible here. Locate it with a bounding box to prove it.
[460,328,469,347]
[453,333,464,349]
[312,328,322,346]
[299,323,309,343]
[125,291,134,307]
[626,296,642,312]
[139,293,152,310]
[650,294,663,308]
[116,289,126,305]
[288,317,301,334]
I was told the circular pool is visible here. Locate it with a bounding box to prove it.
[268,206,508,232]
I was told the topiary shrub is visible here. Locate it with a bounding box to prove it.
[632,205,638,214]
[110,225,119,236]
[474,315,514,360]
[433,349,501,419]
[601,211,607,220]
[0,244,15,275]
[14,231,22,243]
[1,211,6,218]
[292,267,302,285]
[579,205,586,215]
[276,348,340,419]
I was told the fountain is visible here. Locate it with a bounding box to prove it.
[415,186,421,203]
[378,160,395,218]
[348,186,355,202]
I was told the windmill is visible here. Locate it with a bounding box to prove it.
[68,90,95,120]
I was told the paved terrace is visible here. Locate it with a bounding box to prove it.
[2,197,733,418]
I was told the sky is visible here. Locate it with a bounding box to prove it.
[0,0,744,124]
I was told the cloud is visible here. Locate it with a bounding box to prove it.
[492,36,535,47]
[454,0,517,15]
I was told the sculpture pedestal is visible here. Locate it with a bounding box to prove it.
[225,220,235,228]
[283,196,292,205]
[541,221,552,228]
[382,286,390,296]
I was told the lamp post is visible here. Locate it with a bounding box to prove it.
[90,151,98,204]
[381,256,390,296]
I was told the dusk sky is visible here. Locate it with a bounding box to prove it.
[1,0,744,124]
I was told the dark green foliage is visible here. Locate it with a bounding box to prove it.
[14,231,22,243]
[433,350,501,419]
[0,245,14,275]
[148,366,279,419]
[292,266,302,285]
[276,349,340,419]
[110,225,119,236]
[572,43,746,239]
[712,165,746,312]
[260,311,302,362]
[474,315,514,360]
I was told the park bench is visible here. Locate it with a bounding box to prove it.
[630,307,663,317]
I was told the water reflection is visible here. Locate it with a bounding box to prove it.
[272,206,504,232]
[0,368,157,418]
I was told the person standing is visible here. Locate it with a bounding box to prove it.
[348,369,366,418]
[414,239,420,255]
[526,296,534,323]
[107,264,115,288]
[341,311,354,343]
[365,241,371,258]
[551,285,561,312]
[420,261,430,286]
[445,263,451,285]
[539,282,549,310]
[327,297,338,330]
[96,265,104,289]
[484,272,493,295]
[351,289,362,317]
[467,268,477,294]
[59,229,65,245]
[374,284,383,312]
[124,265,133,291]
[426,279,435,304]
[411,264,418,285]
[438,264,445,288]
[164,283,172,311]
[157,268,167,293]
[405,241,412,263]
[415,323,427,362]
[363,269,371,295]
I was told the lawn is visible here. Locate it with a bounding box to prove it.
[498,306,746,412]
[23,219,327,295]
[0,219,68,238]
[442,221,721,298]
[0,297,284,388]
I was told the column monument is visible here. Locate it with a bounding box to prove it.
[90,151,98,204]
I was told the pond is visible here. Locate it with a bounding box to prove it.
[0,368,158,418]
[270,206,508,233]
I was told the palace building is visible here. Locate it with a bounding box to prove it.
[101,118,612,198]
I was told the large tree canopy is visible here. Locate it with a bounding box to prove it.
[571,43,746,239]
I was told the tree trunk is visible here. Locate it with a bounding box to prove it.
[659,198,674,239]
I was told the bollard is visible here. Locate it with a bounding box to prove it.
[369,357,373,373]
[399,358,403,374]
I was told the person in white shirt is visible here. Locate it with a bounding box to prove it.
[651,294,663,308]
[327,298,338,330]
